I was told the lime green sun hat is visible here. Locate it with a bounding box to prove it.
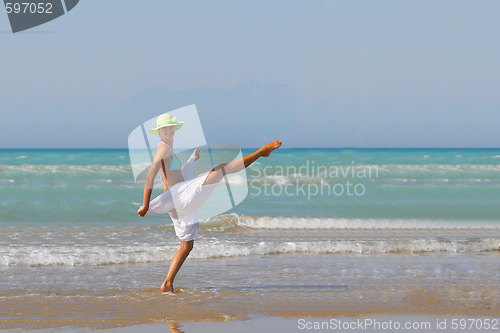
[148,113,184,134]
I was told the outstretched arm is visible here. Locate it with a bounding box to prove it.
[138,144,171,217]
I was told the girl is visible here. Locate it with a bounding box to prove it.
[137,113,281,292]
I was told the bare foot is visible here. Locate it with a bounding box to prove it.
[161,280,174,293]
[260,140,282,157]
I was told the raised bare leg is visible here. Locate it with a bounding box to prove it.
[161,240,194,293]
[203,140,282,185]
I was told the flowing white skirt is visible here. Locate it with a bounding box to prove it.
[144,150,219,241]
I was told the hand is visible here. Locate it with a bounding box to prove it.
[194,148,200,161]
[137,206,148,217]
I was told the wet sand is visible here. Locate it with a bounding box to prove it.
[4,316,500,333]
[1,253,499,330]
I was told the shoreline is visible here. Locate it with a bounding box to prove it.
[1,253,499,330]
[3,313,500,332]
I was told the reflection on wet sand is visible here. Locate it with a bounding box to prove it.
[168,323,184,333]
[1,254,499,329]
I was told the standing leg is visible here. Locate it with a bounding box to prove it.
[203,140,282,185]
[161,240,194,293]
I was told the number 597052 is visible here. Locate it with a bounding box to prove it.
[5,2,53,14]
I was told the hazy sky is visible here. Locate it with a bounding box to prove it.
[1,0,499,148]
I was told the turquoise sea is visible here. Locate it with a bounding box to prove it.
[1,148,500,325]
[1,147,500,265]
[2,148,500,225]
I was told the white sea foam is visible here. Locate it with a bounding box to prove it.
[2,164,499,184]
[3,163,498,174]
[0,218,498,267]
[375,164,500,171]
[226,174,247,186]
[0,237,498,267]
[388,178,417,183]
[0,164,132,173]
[245,164,500,187]
[233,216,500,230]
[266,175,291,185]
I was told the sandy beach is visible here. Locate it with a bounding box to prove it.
[1,252,499,330]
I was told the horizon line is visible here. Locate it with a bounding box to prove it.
[1,147,500,150]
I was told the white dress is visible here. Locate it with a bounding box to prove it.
[144,144,219,241]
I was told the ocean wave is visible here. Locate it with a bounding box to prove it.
[3,163,499,174]
[0,164,132,173]
[375,164,500,171]
[1,164,499,193]
[245,164,500,185]
[1,219,499,267]
[250,163,500,173]
[1,237,498,267]
[226,174,248,186]
[220,215,500,230]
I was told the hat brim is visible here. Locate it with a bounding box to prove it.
[148,122,184,134]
